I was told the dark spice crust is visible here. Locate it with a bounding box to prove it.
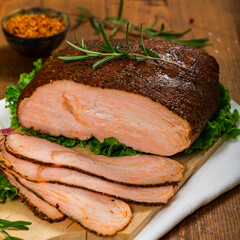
[0,167,66,223]
[17,39,220,140]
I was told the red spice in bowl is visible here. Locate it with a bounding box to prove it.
[5,14,66,38]
[2,7,70,56]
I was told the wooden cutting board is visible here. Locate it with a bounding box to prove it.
[0,135,224,240]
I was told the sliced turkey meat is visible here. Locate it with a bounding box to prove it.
[5,133,185,186]
[1,146,174,205]
[0,168,65,222]
[3,168,132,236]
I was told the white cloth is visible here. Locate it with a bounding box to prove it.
[0,99,239,240]
[0,99,10,129]
[135,100,240,240]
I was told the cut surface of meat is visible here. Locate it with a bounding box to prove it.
[0,168,65,222]
[3,169,132,236]
[19,81,191,156]
[5,134,185,186]
[17,39,220,156]
[1,146,174,205]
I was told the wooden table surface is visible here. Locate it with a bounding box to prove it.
[0,0,239,239]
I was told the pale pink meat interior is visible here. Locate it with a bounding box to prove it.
[3,170,64,221]
[18,80,192,156]
[6,133,185,185]
[2,145,174,204]
[6,170,132,236]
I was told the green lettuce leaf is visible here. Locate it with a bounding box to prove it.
[20,127,88,148]
[5,59,42,129]
[0,175,18,204]
[1,59,42,203]
[21,128,139,156]
[89,137,139,156]
[184,83,240,154]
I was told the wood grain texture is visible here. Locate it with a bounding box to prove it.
[161,185,240,240]
[0,0,239,239]
[0,197,85,240]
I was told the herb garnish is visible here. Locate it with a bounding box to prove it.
[5,59,42,129]
[76,0,127,37]
[0,174,18,204]
[130,21,210,47]
[75,0,210,47]
[20,127,88,148]
[185,84,240,154]
[58,23,188,70]
[89,137,139,157]
[2,60,42,205]
[0,219,31,240]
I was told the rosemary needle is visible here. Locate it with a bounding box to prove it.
[0,219,31,240]
[75,0,211,47]
[58,23,188,70]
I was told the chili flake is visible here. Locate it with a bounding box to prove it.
[5,14,66,38]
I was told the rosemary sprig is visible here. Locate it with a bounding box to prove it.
[130,20,211,47]
[76,0,127,37]
[58,23,188,70]
[168,38,211,47]
[75,0,211,47]
[75,7,100,31]
[130,18,192,39]
[108,0,126,37]
[0,219,31,240]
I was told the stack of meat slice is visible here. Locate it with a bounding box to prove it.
[0,133,185,236]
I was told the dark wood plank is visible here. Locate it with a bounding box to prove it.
[168,0,240,103]
[42,0,105,42]
[161,185,240,240]
[0,0,42,100]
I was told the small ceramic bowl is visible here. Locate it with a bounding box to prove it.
[1,7,70,56]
